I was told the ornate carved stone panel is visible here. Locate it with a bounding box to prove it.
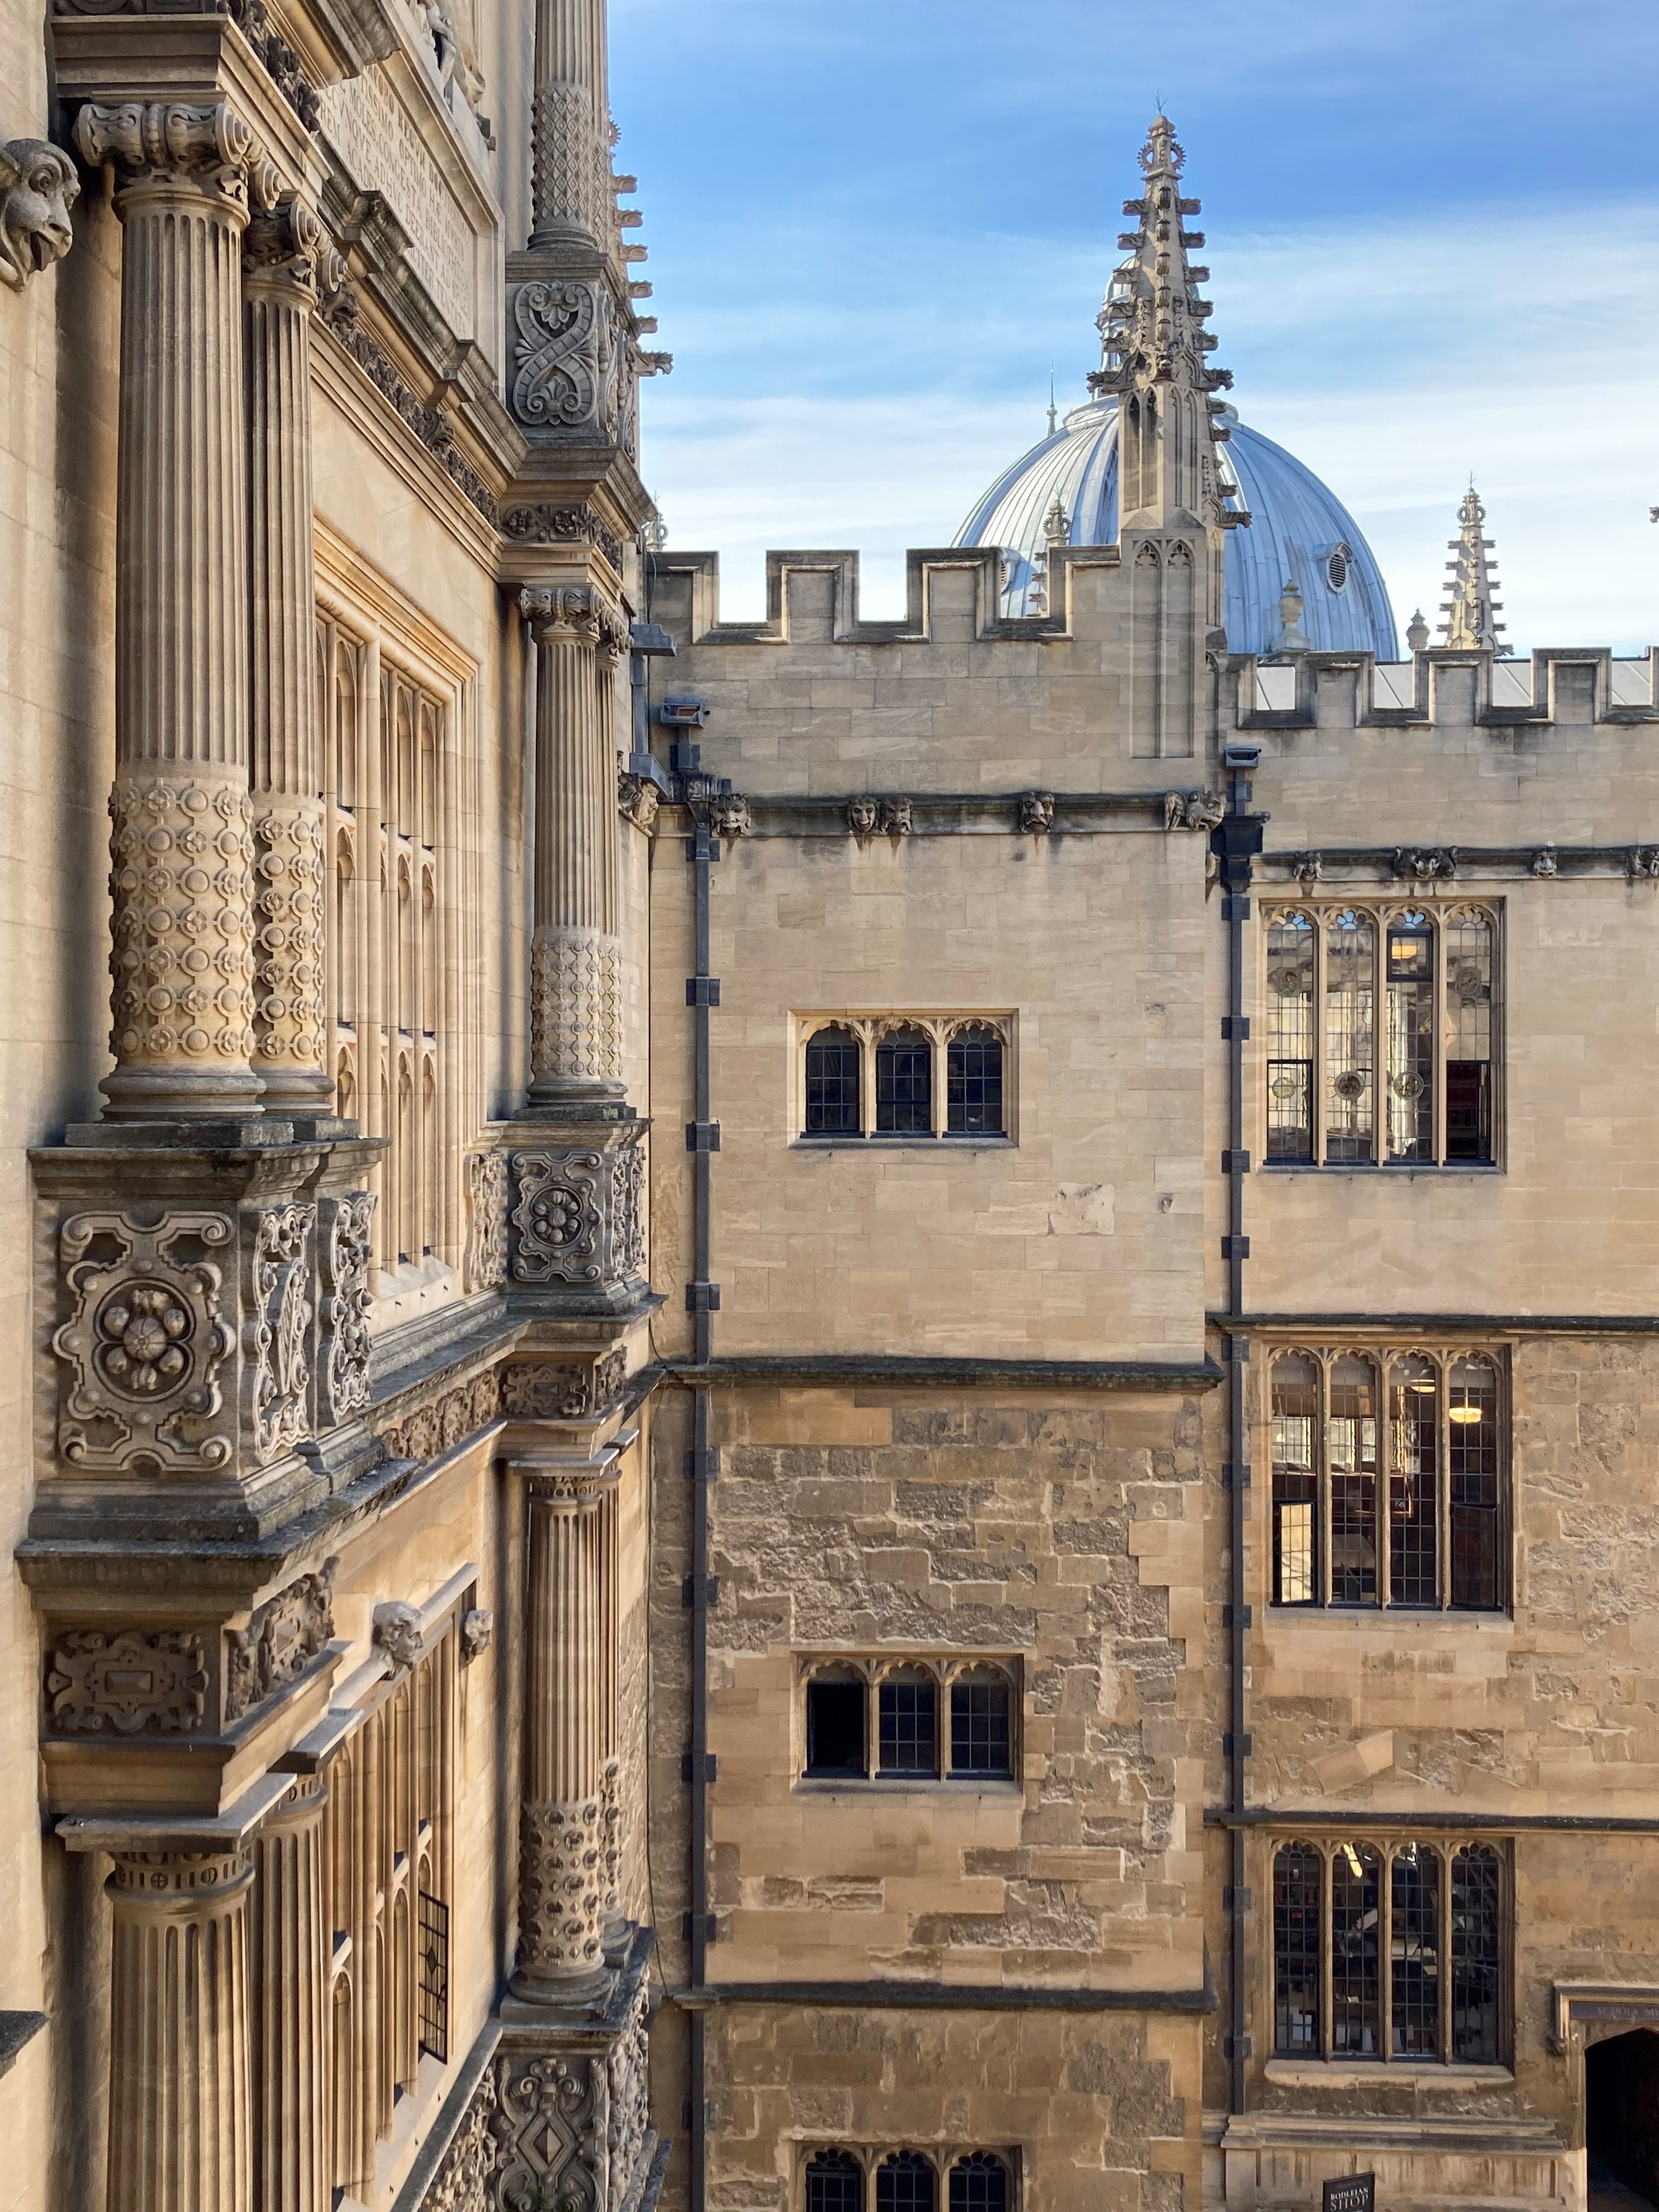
[45,1627,209,1735]
[490,2046,603,2212]
[223,1559,336,1724]
[376,1368,503,1466]
[606,1980,652,2212]
[423,2062,499,2212]
[509,1141,645,1294]
[53,1210,236,1473]
[500,1349,627,1421]
[465,1150,509,1292]
[249,1202,314,1457]
[508,278,637,459]
[315,1192,374,1425]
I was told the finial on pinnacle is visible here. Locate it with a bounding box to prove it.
[1271,579,1311,654]
[1139,113,1184,178]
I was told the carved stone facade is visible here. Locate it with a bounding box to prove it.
[224,1561,336,1724]
[509,1141,646,1295]
[45,1628,210,1736]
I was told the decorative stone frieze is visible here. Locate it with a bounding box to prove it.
[56,0,322,133]
[53,1209,237,1472]
[315,1191,374,1424]
[45,1627,210,1736]
[318,286,499,523]
[464,1150,509,1291]
[376,1367,503,1465]
[501,1348,628,1420]
[250,1202,314,1455]
[509,1140,646,1294]
[224,1559,336,1724]
[503,502,627,574]
[0,138,77,289]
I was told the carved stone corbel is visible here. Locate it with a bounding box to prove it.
[0,139,78,289]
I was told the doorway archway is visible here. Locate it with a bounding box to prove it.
[1588,2029,1659,2207]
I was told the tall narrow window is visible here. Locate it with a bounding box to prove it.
[876,1026,932,1135]
[949,2157,1007,2212]
[805,1674,867,1778]
[1451,1846,1502,2062]
[876,2156,936,2212]
[1328,1355,1378,1605]
[1449,1357,1500,1608]
[1266,912,1314,1162]
[878,1672,938,1776]
[805,1026,862,1135]
[1325,911,1375,1164]
[1330,1841,1381,2055]
[808,2154,865,2212]
[1391,1843,1440,2056]
[1444,912,1493,1161]
[1388,1356,1438,1607]
[1271,1355,1318,1605]
[947,1024,1003,1136]
[1386,913,1435,1162]
[1273,1844,1323,2055]
[949,1672,1011,1777]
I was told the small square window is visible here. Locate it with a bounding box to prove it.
[949,1676,1011,1777]
[878,1675,938,1775]
[805,1678,866,1777]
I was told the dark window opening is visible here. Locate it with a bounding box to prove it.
[876,1028,932,1135]
[1449,1360,1501,1608]
[947,1027,1003,1136]
[1273,1844,1322,2056]
[878,1675,938,1776]
[876,2155,936,2212]
[1444,1060,1492,1162]
[417,1891,448,2063]
[949,1677,1011,1777]
[807,2153,865,2212]
[805,1027,862,1136]
[805,1678,867,1778]
[1331,1842,1381,2056]
[948,2156,1007,2212]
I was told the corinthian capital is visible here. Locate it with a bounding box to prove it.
[74,100,257,210]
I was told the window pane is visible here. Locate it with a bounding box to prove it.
[1391,1842,1441,2056]
[948,2157,1007,2212]
[1271,1355,1319,1605]
[1324,912,1375,1164]
[950,1675,1011,1776]
[1273,1844,1323,2055]
[1388,1357,1439,1607]
[1449,1358,1501,1608]
[1329,1355,1378,1605]
[805,1027,862,1135]
[878,1675,938,1774]
[1445,914,1494,1163]
[877,2155,936,2212]
[947,1025,1003,1136]
[808,2154,865,2212]
[876,1027,933,1134]
[1386,915,1435,1163]
[1331,1842,1381,2055]
[805,1678,866,1776]
[1267,913,1314,1163]
[1451,1846,1502,2062]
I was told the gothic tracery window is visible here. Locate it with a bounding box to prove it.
[796,1015,1013,1141]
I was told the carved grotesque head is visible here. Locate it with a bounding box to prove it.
[0,139,78,291]
[1020,791,1055,834]
[847,797,878,836]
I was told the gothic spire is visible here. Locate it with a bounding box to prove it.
[1439,483,1508,652]
[1090,113,1234,532]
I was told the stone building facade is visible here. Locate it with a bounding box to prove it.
[1,9,1656,2212]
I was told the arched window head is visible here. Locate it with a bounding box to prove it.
[876,2154,936,2212]
[948,2157,1008,2212]
[875,1026,932,1136]
[805,1025,861,1136]
[947,1024,1003,1136]
[806,2153,864,2212]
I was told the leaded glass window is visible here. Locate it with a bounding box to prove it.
[1328,1355,1378,1605]
[1386,913,1435,1162]
[1271,1354,1318,1606]
[948,2157,1008,2212]
[1391,1843,1441,2056]
[1449,1357,1500,1607]
[808,2153,865,2212]
[1325,911,1376,1164]
[1273,1844,1322,2055]
[876,1026,933,1135]
[1387,1355,1438,1607]
[947,1025,1003,1135]
[805,1673,867,1778]
[1331,1841,1382,2055]
[950,1672,1012,1776]
[1266,912,1314,1162]
[1444,913,1494,1161]
[1451,1846,1503,2062]
[878,1672,938,1776]
[876,2154,936,2212]
[805,1026,862,1135]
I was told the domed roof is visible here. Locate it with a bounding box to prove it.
[955,397,1399,658]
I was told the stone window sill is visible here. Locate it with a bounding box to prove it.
[1259,1163,1503,1177]
[794,1776,1022,1797]
[1265,2058,1513,2086]
[792,1136,1015,1150]
[1263,1606,1512,1630]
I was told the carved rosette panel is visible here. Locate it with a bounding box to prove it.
[465,1150,509,1292]
[108,775,257,1074]
[251,800,326,1075]
[530,928,624,1088]
[249,1204,314,1458]
[490,2049,602,2212]
[224,1558,336,1724]
[509,1139,644,1293]
[510,278,631,454]
[316,1192,375,1425]
[45,1628,209,1736]
[518,1798,605,1983]
[531,82,607,242]
[53,1210,235,1472]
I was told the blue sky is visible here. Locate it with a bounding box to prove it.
[612,1,1659,650]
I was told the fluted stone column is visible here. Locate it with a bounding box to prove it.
[521,587,628,1110]
[74,101,262,1122]
[106,1845,255,2212]
[532,0,611,247]
[251,1776,329,2212]
[514,1468,609,1996]
[245,196,331,1112]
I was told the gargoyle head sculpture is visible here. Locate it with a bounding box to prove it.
[0,138,78,291]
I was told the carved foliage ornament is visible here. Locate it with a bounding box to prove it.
[607,1978,653,2212]
[224,1558,336,1723]
[510,276,637,459]
[317,1192,374,1425]
[54,1210,234,1472]
[250,1203,313,1457]
[0,139,77,290]
[464,1150,509,1293]
[424,2062,500,2212]
[501,503,627,574]
[377,1367,502,1466]
[74,101,256,208]
[500,1347,627,1420]
[46,1627,209,1736]
[319,286,498,525]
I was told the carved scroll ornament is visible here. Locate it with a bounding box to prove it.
[46,1627,209,1735]
[250,1203,314,1456]
[317,1192,374,1424]
[0,139,77,290]
[224,1559,336,1723]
